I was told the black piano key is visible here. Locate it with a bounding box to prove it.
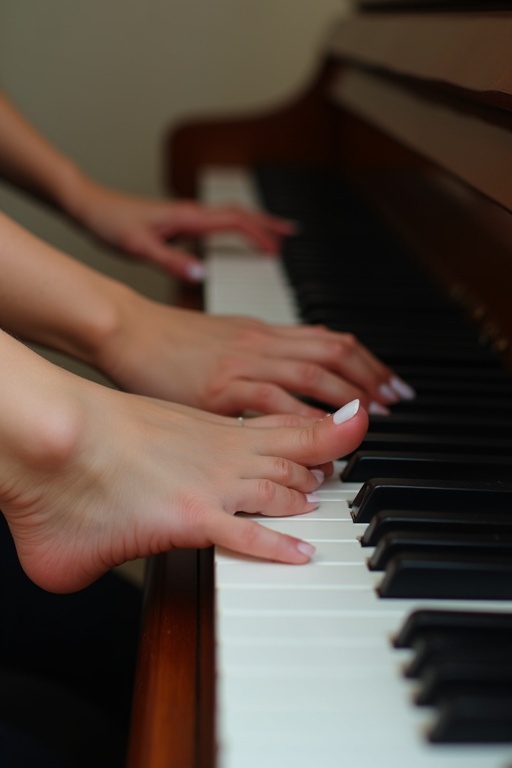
[367,412,512,437]
[395,365,512,386]
[302,310,471,334]
[350,478,512,523]
[407,636,512,679]
[368,531,512,571]
[377,552,512,600]
[416,655,512,706]
[341,452,512,483]
[394,609,512,649]
[357,432,512,457]
[360,508,512,547]
[429,694,512,743]
[389,393,512,416]
[361,344,495,367]
[395,373,512,396]
[309,313,482,340]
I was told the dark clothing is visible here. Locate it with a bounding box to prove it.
[0,514,142,768]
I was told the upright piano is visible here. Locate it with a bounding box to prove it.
[127,3,512,767]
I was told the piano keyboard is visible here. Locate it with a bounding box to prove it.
[201,167,512,768]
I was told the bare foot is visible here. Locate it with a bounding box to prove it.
[0,338,367,592]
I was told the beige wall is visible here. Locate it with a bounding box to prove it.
[0,0,342,377]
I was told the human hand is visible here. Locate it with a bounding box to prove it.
[1,336,367,592]
[97,290,414,417]
[71,179,293,282]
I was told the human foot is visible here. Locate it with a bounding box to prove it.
[1,358,366,593]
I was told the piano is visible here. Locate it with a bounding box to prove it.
[127,4,512,767]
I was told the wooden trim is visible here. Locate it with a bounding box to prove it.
[332,66,512,213]
[166,60,340,198]
[329,11,512,106]
[127,549,215,768]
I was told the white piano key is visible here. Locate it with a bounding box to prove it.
[215,560,373,588]
[221,740,511,768]
[205,253,297,323]
[215,535,370,565]
[217,585,403,614]
[216,612,404,644]
[219,539,368,566]
[246,518,366,539]
[216,638,408,671]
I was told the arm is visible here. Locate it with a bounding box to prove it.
[0,89,82,211]
[0,89,293,281]
[0,212,412,416]
[0,328,368,593]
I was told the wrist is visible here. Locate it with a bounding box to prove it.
[61,276,138,372]
[84,279,144,376]
[53,162,99,224]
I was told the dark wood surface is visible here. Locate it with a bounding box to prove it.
[127,549,214,768]
[329,11,512,110]
[167,59,340,199]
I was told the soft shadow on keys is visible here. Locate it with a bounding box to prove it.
[204,167,512,768]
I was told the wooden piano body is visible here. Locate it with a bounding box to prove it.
[127,6,512,767]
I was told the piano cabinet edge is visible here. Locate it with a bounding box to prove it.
[127,547,215,768]
[166,58,343,199]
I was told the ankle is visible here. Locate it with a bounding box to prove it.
[0,385,84,508]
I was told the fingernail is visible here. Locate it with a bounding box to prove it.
[311,469,325,484]
[378,383,399,403]
[296,540,316,557]
[368,401,390,416]
[306,493,320,503]
[390,376,416,400]
[186,262,206,282]
[332,399,360,425]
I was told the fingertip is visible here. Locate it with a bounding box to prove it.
[295,540,316,560]
[273,535,317,565]
[212,514,316,566]
[184,261,206,283]
[273,218,300,236]
[323,400,368,457]
[368,401,391,416]
[332,398,361,425]
[389,375,416,400]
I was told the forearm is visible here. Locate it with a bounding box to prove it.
[0,211,129,365]
[0,88,90,216]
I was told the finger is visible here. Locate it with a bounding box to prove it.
[231,481,319,517]
[164,201,295,236]
[243,331,394,402]
[210,379,328,418]
[126,229,206,282]
[218,208,297,237]
[165,203,295,253]
[310,461,334,479]
[200,207,292,253]
[256,398,368,468]
[239,459,324,495]
[205,510,316,565]
[255,325,415,402]
[231,357,365,411]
